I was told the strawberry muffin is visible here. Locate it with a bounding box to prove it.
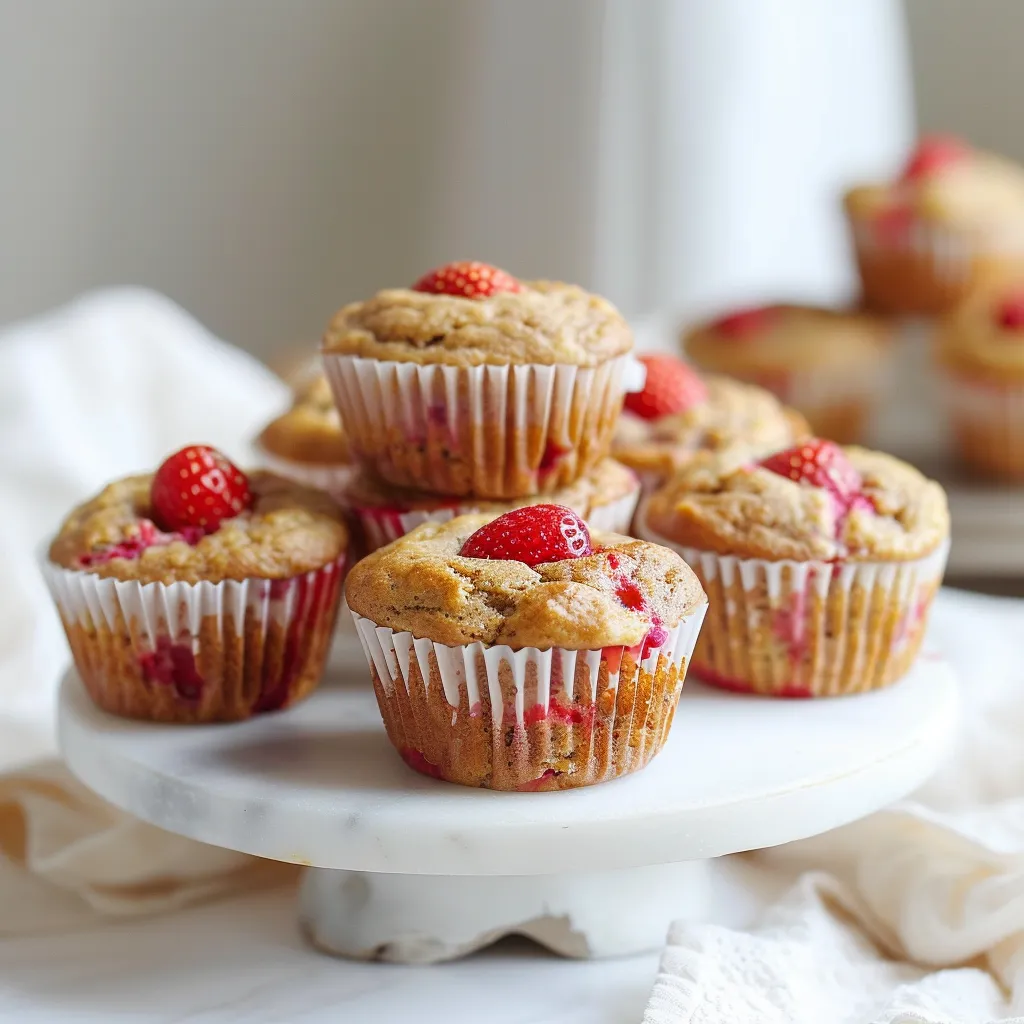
[322,261,636,499]
[611,355,809,488]
[844,135,1024,315]
[44,446,348,723]
[346,505,707,790]
[638,440,949,697]
[347,457,640,552]
[938,279,1024,479]
[255,374,354,499]
[683,305,890,444]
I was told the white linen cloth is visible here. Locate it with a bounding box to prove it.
[3,291,1024,1022]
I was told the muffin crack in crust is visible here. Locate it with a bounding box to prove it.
[646,448,949,562]
[345,516,705,650]
[49,471,348,584]
[323,281,633,367]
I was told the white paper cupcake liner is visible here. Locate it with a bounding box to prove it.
[636,506,948,697]
[43,556,346,721]
[322,353,634,499]
[351,477,642,552]
[253,443,356,503]
[351,600,707,791]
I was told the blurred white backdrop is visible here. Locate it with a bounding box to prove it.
[0,0,1006,359]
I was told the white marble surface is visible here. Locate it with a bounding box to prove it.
[58,656,958,876]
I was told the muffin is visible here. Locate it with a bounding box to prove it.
[844,135,1024,315]
[347,457,640,552]
[322,261,635,499]
[346,505,707,790]
[683,305,890,444]
[938,279,1024,479]
[611,357,809,488]
[255,374,354,499]
[44,445,348,723]
[638,440,949,697]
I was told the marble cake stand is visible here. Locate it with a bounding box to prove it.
[57,655,958,964]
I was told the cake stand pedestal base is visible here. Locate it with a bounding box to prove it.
[299,860,712,963]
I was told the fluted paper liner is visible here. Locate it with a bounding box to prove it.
[941,371,1024,481]
[322,353,633,499]
[352,482,641,553]
[637,508,948,697]
[847,212,1024,313]
[43,556,346,722]
[253,443,356,503]
[352,602,707,791]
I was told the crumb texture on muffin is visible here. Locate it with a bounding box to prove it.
[613,376,805,476]
[323,281,633,367]
[345,515,705,649]
[49,471,348,584]
[347,457,638,513]
[646,447,949,562]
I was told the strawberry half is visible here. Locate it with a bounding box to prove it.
[901,135,968,181]
[760,440,862,505]
[459,504,592,566]
[623,355,708,420]
[151,445,252,534]
[412,261,522,299]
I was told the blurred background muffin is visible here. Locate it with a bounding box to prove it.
[683,304,890,444]
[845,136,1024,315]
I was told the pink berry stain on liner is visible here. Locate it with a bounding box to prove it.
[517,768,561,792]
[400,748,446,780]
[139,636,205,703]
[538,440,570,479]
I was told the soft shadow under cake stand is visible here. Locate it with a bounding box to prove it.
[57,653,958,964]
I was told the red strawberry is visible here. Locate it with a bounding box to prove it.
[623,355,709,420]
[901,135,968,181]
[151,445,252,534]
[760,440,862,504]
[997,292,1024,331]
[412,261,522,299]
[459,504,592,566]
[712,306,779,339]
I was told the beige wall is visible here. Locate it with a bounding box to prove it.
[0,0,462,357]
[906,0,1024,162]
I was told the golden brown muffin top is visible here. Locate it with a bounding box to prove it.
[347,458,638,515]
[49,471,348,584]
[345,515,705,650]
[612,376,807,479]
[939,277,1024,382]
[322,281,633,368]
[645,446,948,562]
[845,143,1024,230]
[257,374,350,465]
[684,305,889,374]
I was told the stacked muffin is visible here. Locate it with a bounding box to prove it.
[321,262,710,790]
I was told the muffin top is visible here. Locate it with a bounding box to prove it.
[50,465,348,585]
[323,264,632,368]
[845,136,1024,231]
[939,278,1024,381]
[644,441,949,562]
[345,512,705,650]
[257,375,350,465]
[684,305,889,373]
[347,457,638,515]
[613,375,808,479]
